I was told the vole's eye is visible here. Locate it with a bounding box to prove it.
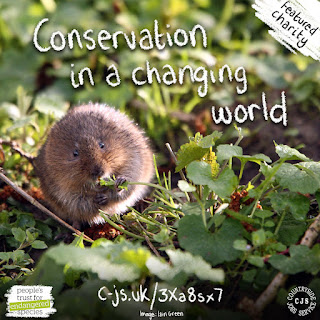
[99,142,105,149]
[73,150,79,157]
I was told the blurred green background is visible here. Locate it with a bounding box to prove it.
[1,0,320,168]
[1,3,320,317]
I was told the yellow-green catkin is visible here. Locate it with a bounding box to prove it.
[203,148,219,177]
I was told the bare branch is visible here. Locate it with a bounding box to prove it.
[165,142,187,181]
[0,169,93,243]
[238,212,320,318]
[300,213,320,247]
[0,139,35,165]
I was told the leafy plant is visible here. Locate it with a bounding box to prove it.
[1,127,320,318]
[0,0,320,317]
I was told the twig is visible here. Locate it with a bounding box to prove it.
[100,211,145,240]
[238,212,320,318]
[0,169,93,243]
[300,212,320,246]
[165,143,187,181]
[0,139,35,165]
[144,235,162,258]
[251,273,288,318]
[165,142,192,202]
[135,218,162,258]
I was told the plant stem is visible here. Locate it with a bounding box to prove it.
[100,211,145,240]
[234,131,243,146]
[192,191,207,230]
[238,162,245,181]
[262,185,281,198]
[274,211,286,236]
[246,172,262,188]
[249,160,284,218]
[165,143,190,202]
[127,182,183,204]
[214,0,235,36]
[225,209,256,224]
[232,253,248,276]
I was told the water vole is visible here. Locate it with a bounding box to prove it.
[34,103,154,228]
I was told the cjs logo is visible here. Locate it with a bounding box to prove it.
[287,286,316,317]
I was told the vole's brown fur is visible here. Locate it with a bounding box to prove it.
[34,103,154,228]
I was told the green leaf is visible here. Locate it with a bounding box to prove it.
[64,264,82,288]
[0,252,10,261]
[186,161,213,185]
[216,145,243,163]
[181,202,202,216]
[36,222,52,240]
[153,227,169,243]
[208,168,238,198]
[268,242,287,252]
[71,235,85,248]
[26,230,36,243]
[146,249,224,285]
[0,102,20,121]
[178,215,244,266]
[275,163,320,194]
[212,214,226,227]
[177,180,196,192]
[12,250,26,263]
[11,227,26,243]
[252,229,266,247]
[265,220,275,227]
[44,244,142,282]
[260,163,273,177]
[91,238,109,248]
[118,248,151,273]
[0,224,13,236]
[4,264,20,269]
[275,144,310,161]
[34,93,69,119]
[31,240,48,249]
[299,161,320,185]
[254,210,274,219]
[180,201,215,217]
[277,214,307,245]
[248,256,264,267]
[7,115,37,132]
[247,56,292,88]
[175,141,208,172]
[0,49,40,101]
[269,245,320,274]
[243,269,257,282]
[16,214,35,228]
[233,239,248,251]
[197,131,222,148]
[99,177,116,187]
[235,154,272,164]
[187,162,238,198]
[270,192,310,221]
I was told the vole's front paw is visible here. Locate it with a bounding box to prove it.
[115,176,127,192]
[95,193,109,206]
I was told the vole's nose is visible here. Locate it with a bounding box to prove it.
[91,165,103,179]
